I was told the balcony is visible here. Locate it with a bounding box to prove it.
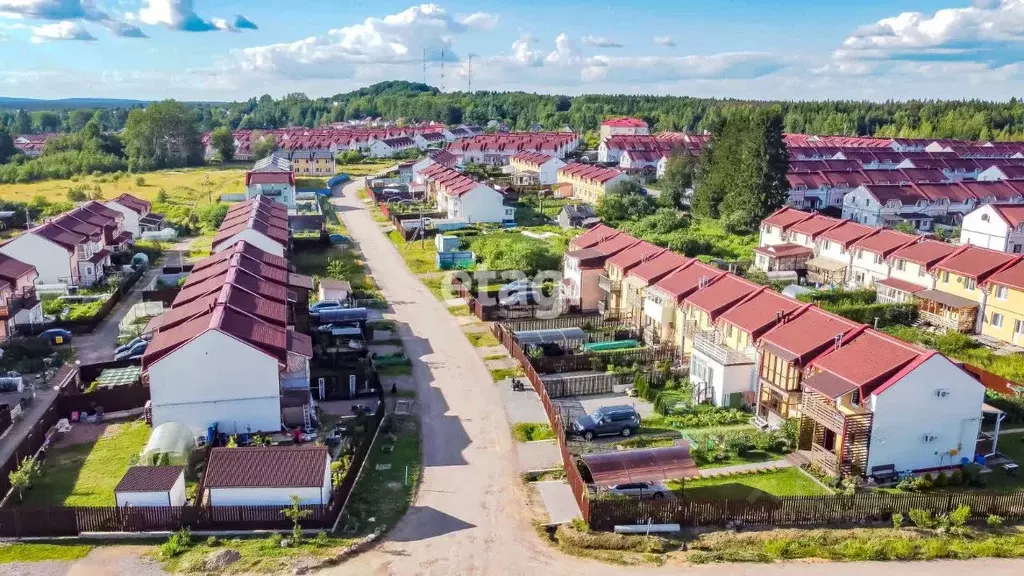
[799,387,873,477]
[692,331,755,366]
[597,274,620,293]
[1,288,39,319]
[918,308,976,333]
[678,319,703,338]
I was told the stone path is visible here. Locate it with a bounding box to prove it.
[698,458,791,478]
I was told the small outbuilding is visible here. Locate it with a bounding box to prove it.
[202,446,332,507]
[114,465,187,507]
[318,279,352,302]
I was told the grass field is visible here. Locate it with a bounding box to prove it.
[466,330,500,348]
[338,162,396,177]
[0,166,247,205]
[23,420,150,506]
[0,543,93,563]
[666,468,828,499]
[387,230,436,274]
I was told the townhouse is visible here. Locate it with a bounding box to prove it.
[0,254,43,339]
[599,240,665,317]
[641,260,726,346]
[418,164,515,224]
[976,164,1024,181]
[246,154,297,209]
[560,225,637,312]
[447,133,579,165]
[212,197,291,256]
[677,274,760,356]
[924,245,1019,333]
[508,152,566,185]
[618,251,689,334]
[980,260,1024,346]
[843,181,1024,231]
[599,117,649,142]
[105,193,165,239]
[808,220,878,285]
[557,163,632,204]
[848,229,919,288]
[141,241,315,435]
[960,203,1024,253]
[289,150,336,177]
[598,135,671,164]
[876,240,961,303]
[412,131,447,150]
[753,212,842,274]
[411,149,459,183]
[368,136,417,158]
[799,329,985,476]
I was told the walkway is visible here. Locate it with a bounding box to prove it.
[318,178,1024,576]
[698,458,791,478]
[73,266,160,364]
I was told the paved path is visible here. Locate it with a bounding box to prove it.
[73,266,160,363]
[318,178,1024,576]
[698,458,791,478]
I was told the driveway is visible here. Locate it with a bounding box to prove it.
[318,178,1024,576]
[73,266,160,364]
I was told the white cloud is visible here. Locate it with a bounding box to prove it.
[834,0,1024,65]
[544,33,580,65]
[456,12,498,30]
[510,34,543,66]
[0,0,106,21]
[653,35,675,47]
[581,35,622,48]
[30,19,95,42]
[135,0,255,33]
[234,4,493,76]
[581,52,788,83]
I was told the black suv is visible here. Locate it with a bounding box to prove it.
[572,405,641,441]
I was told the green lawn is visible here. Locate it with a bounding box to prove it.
[23,421,150,506]
[419,274,453,301]
[388,230,437,274]
[490,366,525,382]
[667,468,828,499]
[158,535,348,574]
[465,330,499,348]
[340,415,421,536]
[0,543,93,563]
[512,422,554,442]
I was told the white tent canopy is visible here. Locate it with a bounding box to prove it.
[140,422,194,466]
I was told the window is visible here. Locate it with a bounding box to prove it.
[896,259,906,271]
[858,249,865,260]
[1015,319,1024,335]
[823,240,831,251]
[943,271,950,283]
[996,285,1009,300]
[918,266,926,277]
[966,278,977,291]
[1014,244,1023,254]
[725,324,734,338]
[992,312,1005,328]
[874,254,883,265]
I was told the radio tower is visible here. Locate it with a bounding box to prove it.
[468,55,473,93]
[422,48,427,84]
[440,49,445,92]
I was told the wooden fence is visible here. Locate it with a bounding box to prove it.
[588,491,1024,531]
[540,372,628,399]
[57,385,150,416]
[499,314,625,334]
[530,346,678,375]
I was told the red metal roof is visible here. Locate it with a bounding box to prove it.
[601,117,648,128]
[758,306,862,365]
[787,214,842,238]
[989,203,1024,228]
[246,172,294,186]
[852,229,918,257]
[558,162,625,184]
[626,251,690,284]
[590,234,640,258]
[204,446,328,488]
[648,261,724,301]
[605,241,664,273]
[112,193,151,215]
[754,243,813,258]
[986,260,1024,291]
[762,206,813,230]
[809,329,925,396]
[569,224,619,250]
[934,245,1020,281]
[817,220,877,248]
[511,151,555,166]
[33,222,86,251]
[890,240,961,268]
[0,253,35,283]
[876,277,928,294]
[683,275,760,319]
[719,290,804,339]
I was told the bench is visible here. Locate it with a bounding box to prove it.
[870,464,898,485]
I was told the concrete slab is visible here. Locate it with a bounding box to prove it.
[517,440,562,472]
[444,297,467,307]
[497,380,548,424]
[533,481,581,525]
[576,392,656,418]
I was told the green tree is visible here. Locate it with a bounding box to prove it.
[596,179,656,224]
[122,100,202,171]
[0,132,15,164]
[892,221,917,234]
[14,109,31,135]
[37,111,60,132]
[209,126,235,162]
[281,495,313,544]
[8,456,41,502]
[660,151,697,209]
[251,134,277,159]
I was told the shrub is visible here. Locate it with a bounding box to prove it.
[908,509,935,529]
[135,176,145,186]
[160,528,192,558]
[206,536,218,547]
[987,515,1004,529]
[934,472,948,487]
[892,513,904,529]
[949,469,964,485]
[313,531,330,548]
[946,505,971,529]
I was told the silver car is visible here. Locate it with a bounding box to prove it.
[605,481,669,499]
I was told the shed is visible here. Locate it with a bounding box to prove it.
[557,204,599,229]
[318,279,351,302]
[114,465,186,507]
[582,444,699,486]
[203,446,332,506]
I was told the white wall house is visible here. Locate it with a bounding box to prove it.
[114,466,187,507]
[104,194,153,239]
[368,137,416,158]
[203,446,332,507]
[865,354,986,473]
[960,203,1024,254]
[0,226,79,285]
[440,185,515,223]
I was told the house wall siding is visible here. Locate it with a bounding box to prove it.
[867,355,985,472]
[105,201,142,238]
[0,233,74,285]
[214,229,286,257]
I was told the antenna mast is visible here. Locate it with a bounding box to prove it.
[440,49,445,92]
[422,48,427,84]
[468,55,473,93]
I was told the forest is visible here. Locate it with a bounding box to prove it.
[5,81,1024,141]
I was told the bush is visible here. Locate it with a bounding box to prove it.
[135,176,145,186]
[160,528,192,558]
[934,472,948,487]
[892,512,904,529]
[313,531,330,547]
[206,535,218,547]
[908,509,935,529]
[987,515,1004,528]
[949,469,964,486]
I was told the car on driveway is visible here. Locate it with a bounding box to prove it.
[605,481,670,500]
[38,328,73,345]
[310,300,344,313]
[114,341,147,361]
[571,405,641,441]
[115,336,150,356]
[499,290,541,308]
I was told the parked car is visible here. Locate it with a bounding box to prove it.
[310,300,344,313]
[38,328,73,345]
[606,481,669,500]
[499,290,541,308]
[115,336,149,356]
[114,341,147,361]
[499,279,535,295]
[572,405,641,441]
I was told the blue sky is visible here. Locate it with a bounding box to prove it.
[0,0,1021,101]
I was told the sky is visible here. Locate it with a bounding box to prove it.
[1,0,1023,102]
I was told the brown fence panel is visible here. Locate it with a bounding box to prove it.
[541,373,625,398]
[57,385,150,416]
[531,346,677,374]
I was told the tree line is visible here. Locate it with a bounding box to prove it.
[9,81,1024,141]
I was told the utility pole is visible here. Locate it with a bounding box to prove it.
[468,55,473,93]
[440,49,445,93]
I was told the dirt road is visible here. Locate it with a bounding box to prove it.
[319,180,1024,576]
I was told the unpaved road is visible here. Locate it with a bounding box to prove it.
[318,179,1024,576]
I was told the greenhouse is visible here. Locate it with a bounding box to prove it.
[139,422,194,466]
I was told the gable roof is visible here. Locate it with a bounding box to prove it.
[762,206,813,230]
[986,259,1024,292]
[787,214,842,238]
[808,329,925,397]
[626,251,690,284]
[569,223,619,250]
[682,275,760,320]
[601,117,648,128]
[112,193,151,215]
[987,203,1024,228]
[817,220,877,248]
[758,306,862,365]
[605,241,664,273]
[718,289,804,339]
[0,253,35,283]
[934,244,1021,281]
[204,446,328,488]
[852,229,918,257]
[115,466,184,493]
[890,240,962,268]
[33,222,86,251]
[648,261,725,302]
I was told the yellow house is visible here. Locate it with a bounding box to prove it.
[557,162,632,204]
[619,251,689,337]
[600,241,665,317]
[981,260,1024,346]
[290,150,336,177]
[925,245,1018,333]
[676,275,760,356]
[641,261,723,346]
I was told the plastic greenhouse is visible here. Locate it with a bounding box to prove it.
[140,422,194,466]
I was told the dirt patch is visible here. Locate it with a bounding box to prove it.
[50,423,112,449]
